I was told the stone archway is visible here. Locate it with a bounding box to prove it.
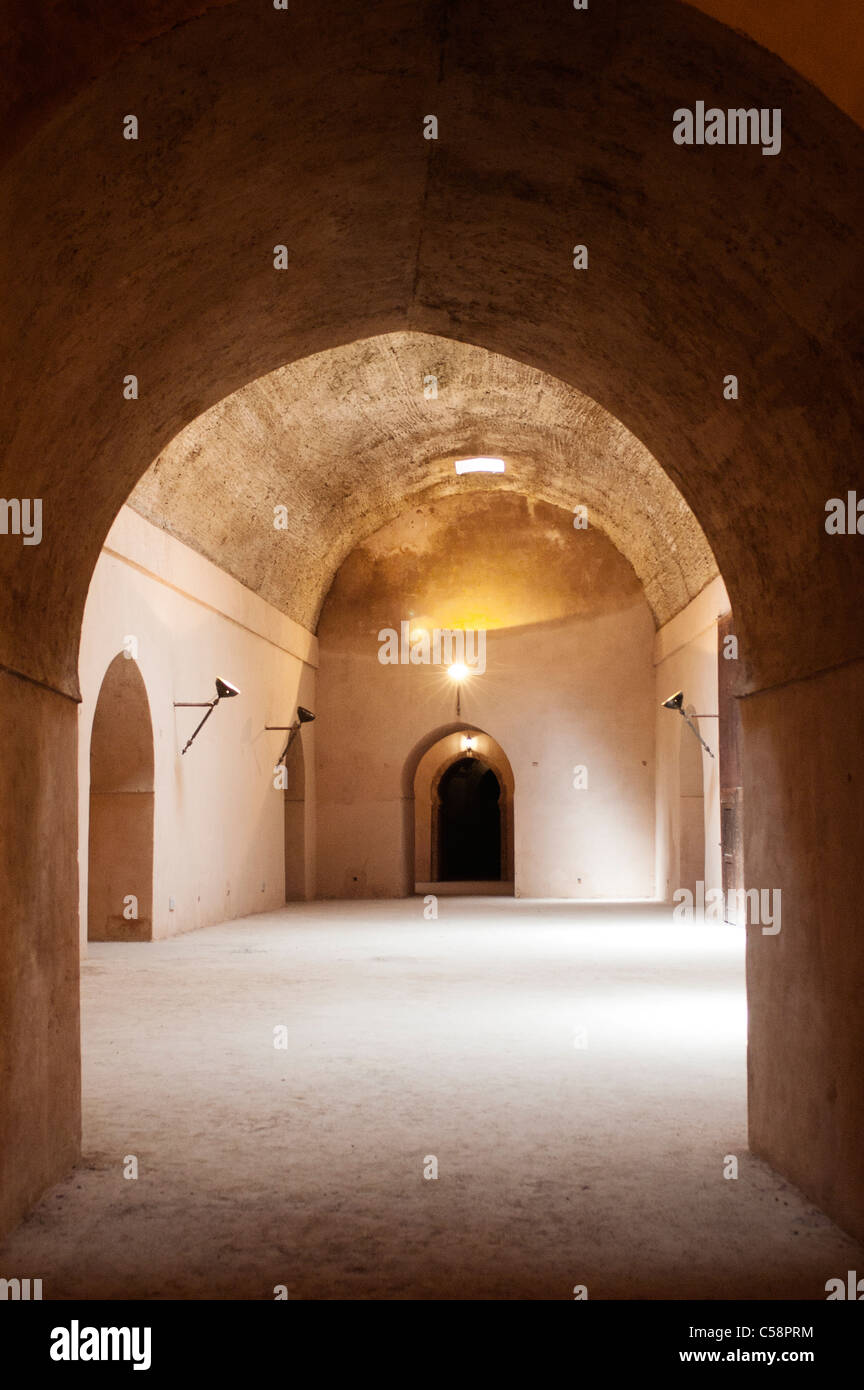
[87,653,154,942]
[412,729,515,894]
[1,0,863,1242]
[3,2,862,703]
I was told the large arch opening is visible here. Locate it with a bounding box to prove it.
[4,2,862,708]
[87,653,154,942]
[1,0,862,1269]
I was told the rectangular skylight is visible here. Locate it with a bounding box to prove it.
[454,457,506,475]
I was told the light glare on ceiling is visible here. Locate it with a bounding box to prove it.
[454,457,506,475]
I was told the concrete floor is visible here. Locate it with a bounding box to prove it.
[2,899,861,1300]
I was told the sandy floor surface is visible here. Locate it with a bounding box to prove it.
[1,898,861,1299]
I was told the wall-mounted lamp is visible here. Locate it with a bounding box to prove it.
[447,662,470,716]
[661,690,716,759]
[461,734,478,756]
[175,677,240,755]
[267,705,316,766]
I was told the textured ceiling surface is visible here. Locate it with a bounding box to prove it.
[130,333,718,632]
[3,0,861,698]
[4,0,861,153]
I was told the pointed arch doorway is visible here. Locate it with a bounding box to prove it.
[87,652,155,941]
[678,702,706,901]
[411,729,514,896]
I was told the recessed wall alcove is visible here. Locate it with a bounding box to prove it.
[412,728,515,896]
[87,652,154,942]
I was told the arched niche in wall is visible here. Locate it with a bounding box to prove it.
[88,652,155,941]
[283,728,307,902]
[678,705,706,899]
[410,728,515,895]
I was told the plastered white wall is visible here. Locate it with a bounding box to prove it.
[654,575,730,902]
[315,494,658,901]
[79,505,727,926]
[78,506,318,949]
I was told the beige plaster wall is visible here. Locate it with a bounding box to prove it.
[77,507,318,947]
[654,576,730,902]
[1,0,862,1255]
[744,659,864,1239]
[315,492,657,900]
[0,676,81,1239]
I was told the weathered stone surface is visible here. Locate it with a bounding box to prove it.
[131,332,717,630]
[0,674,80,1239]
[1,0,861,698]
[3,1,860,156]
[1,0,863,1250]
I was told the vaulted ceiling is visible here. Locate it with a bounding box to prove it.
[130,332,718,631]
[2,0,861,698]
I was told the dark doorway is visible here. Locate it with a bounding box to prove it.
[437,757,502,881]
